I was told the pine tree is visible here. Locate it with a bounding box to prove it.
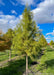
[49,40,54,45]
[39,35,47,47]
[11,7,41,75]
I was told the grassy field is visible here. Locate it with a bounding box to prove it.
[0,46,54,75]
[0,50,18,62]
[52,45,54,48]
[29,46,54,75]
[0,56,33,75]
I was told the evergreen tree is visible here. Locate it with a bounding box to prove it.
[39,35,47,47]
[3,29,13,40]
[49,40,54,45]
[11,7,41,75]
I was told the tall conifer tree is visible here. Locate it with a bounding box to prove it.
[12,6,41,75]
[39,35,47,47]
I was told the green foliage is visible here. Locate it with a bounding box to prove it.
[28,46,54,74]
[12,7,41,58]
[39,35,47,47]
[3,29,14,40]
[0,29,14,51]
[49,40,54,45]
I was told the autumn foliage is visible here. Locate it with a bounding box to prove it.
[0,29,13,51]
[0,38,12,51]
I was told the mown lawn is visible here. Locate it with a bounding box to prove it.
[0,46,54,75]
[0,50,18,62]
[29,46,54,75]
[52,45,54,48]
[0,56,33,75]
[0,57,25,75]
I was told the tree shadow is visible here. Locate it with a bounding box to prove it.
[47,50,54,52]
[0,57,26,75]
[0,56,34,75]
[45,59,54,68]
[35,59,54,73]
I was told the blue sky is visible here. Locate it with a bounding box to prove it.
[0,0,54,43]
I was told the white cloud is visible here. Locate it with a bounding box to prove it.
[0,11,3,15]
[0,15,20,33]
[45,35,54,43]
[10,0,54,23]
[46,37,50,40]
[45,36,51,40]
[10,0,34,6]
[20,0,34,6]
[11,10,17,15]
[10,0,18,6]
[0,0,5,5]
[17,0,54,24]
[46,30,54,36]
[32,0,54,24]
[46,36,54,43]
[1,0,54,33]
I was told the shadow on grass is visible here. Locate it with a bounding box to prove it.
[46,47,54,52]
[38,59,54,72]
[47,49,54,52]
[0,57,26,75]
[45,59,54,68]
[0,57,34,75]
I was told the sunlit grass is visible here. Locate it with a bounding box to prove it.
[0,50,18,62]
[0,46,54,75]
[33,46,54,74]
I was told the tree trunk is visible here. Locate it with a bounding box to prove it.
[9,50,11,61]
[26,54,28,75]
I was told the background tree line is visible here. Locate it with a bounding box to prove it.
[49,40,54,46]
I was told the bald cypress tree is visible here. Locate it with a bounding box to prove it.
[12,7,41,75]
[49,40,54,45]
[39,35,47,47]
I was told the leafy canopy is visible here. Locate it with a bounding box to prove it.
[39,35,47,47]
[11,7,41,58]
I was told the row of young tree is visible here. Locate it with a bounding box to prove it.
[0,6,47,75]
[49,40,54,45]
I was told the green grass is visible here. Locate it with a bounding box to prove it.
[0,56,33,75]
[0,46,54,75]
[0,57,26,75]
[0,50,18,62]
[52,45,54,48]
[29,46,54,75]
